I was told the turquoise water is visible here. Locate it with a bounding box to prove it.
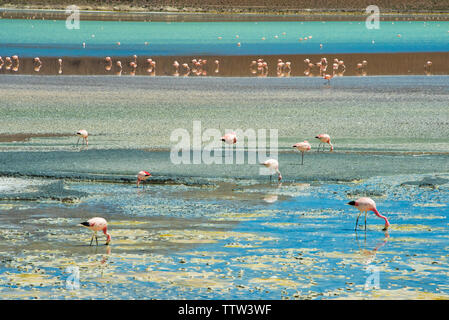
[1,19,449,57]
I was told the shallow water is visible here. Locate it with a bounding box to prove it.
[1,19,449,57]
[0,75,448,299]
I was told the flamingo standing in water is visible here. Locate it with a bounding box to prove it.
[221,132,237,144]
[76,129,88,146]
[80,217,111,246]
[261,159,282,182]
[347,197,390,231]
[315,134,333,152]
[137,170,152,188]
[292,141,311,165]
[323,73,333,84]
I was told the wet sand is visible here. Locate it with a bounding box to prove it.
[1,52,448,76]
[0,133,71,143]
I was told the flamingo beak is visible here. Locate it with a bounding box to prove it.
[80,221,90,227]
[347,201,356,206]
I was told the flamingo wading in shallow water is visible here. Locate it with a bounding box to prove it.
[80,217,111,246]
[76,130,88,146]
[221,132,237,144]
[315,134,333,152]
[292,141,311,165]
[137,170,152,188]
[261,159,282,182]
[347,197,390,231]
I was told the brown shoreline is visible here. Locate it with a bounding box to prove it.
[1,5,449,22]
[0,133,72,142]
[1,52,448,77]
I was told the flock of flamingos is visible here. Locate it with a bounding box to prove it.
[0,52,403,247]
[73,128,391,247]
[0,54,435,78]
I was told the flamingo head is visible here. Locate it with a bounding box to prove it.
[347,201,357,207]
[80,221,91,227]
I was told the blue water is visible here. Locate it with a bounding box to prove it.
[2,19,449,57]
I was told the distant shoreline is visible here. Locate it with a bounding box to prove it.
[1,6,449,21]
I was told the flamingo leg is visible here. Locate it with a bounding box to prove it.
[89,233,94,246]
[301,152,304,165]
[355,211,362,230]
[364,211,368,230]
[95,234,98,246]
[76,137,80,146]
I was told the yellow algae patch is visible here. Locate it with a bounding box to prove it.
[159,229,278,244]
[411,214,446,220]
[6,273,61,287]
[133,271,230,289]
[413,203,446,208]
[108,229,150,237]
[249,277,305,288]
[342,288,449,300]
[189,258,225,265]
[218,211,272,221]
[261,222,301,228]
[235,263,275,270]
[170,239,218,244]
[388,237,440,243]
[390,224,444,232]
[224,243,258,248]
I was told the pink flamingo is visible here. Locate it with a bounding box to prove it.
[261,159,282,182]
[323,73,333,84]
[137,170,152,188]
[347,197,390,231]
[76,129,88,146]
[292,141,311,164]
[315,134,333,152]
[57,58,62,74]
[221,132,237,144]
[80,217,111,246]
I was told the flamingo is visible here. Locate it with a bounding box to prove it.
[76,129,88,146]
[58,58,62,74]
[221,132,237,144]
[80,217,111,246]
[137,170,152,188]
[323,73,333,84]
[315,134,333,152]
[347,197,390,231]
[105,56,112,71]
[261,159,282,182]
[292,141,311,165]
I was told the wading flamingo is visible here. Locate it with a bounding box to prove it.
[292,141,311,165]
[137,170,151,188]
[76,129,88,146]
[347,197,390,231]
[80,217,111,246]
[323,73,333,84]
[261,159,282,182]
[315,134,333,152]
[221,132,237,144]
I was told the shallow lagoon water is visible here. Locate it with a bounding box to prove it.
[0,75,448,299]
[1,19,449,57]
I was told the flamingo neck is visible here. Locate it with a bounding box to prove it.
[372,208,390,227]
[103,228,111,243]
